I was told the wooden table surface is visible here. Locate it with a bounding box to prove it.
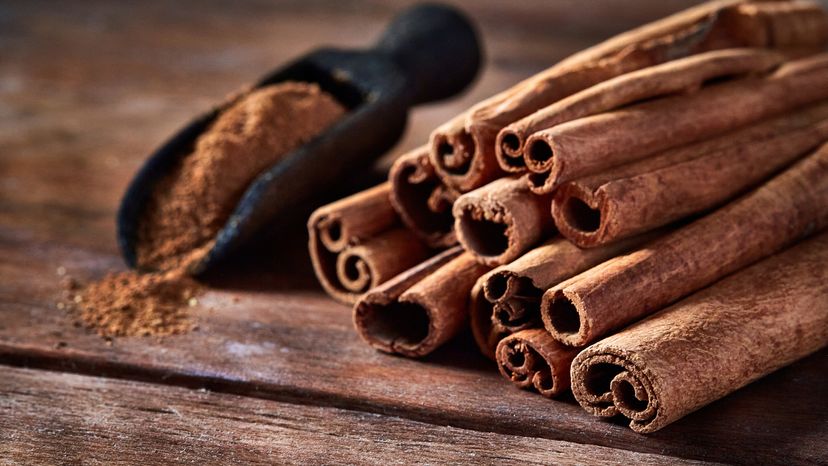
[2,1,826,464]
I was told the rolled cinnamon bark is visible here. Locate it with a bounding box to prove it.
[498,48,784,174]
[308,183,430,304]
[388,146,459,248]
[429,0,828,192]
[469,279,505,361]
[470,233,660,359]
[353,248,490,358]
[542,142,828,347]
[496,329,580,398]
[453,177,554,266]
[571,231,828,433]
[335,228,431,294]
[552,101,828,247]
[309,183,397,252]
[524,53,828,191]
[470,235,658,359]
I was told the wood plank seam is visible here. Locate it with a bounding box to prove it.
[0,352,714,465]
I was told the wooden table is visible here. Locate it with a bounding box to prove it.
[2,1,825,464]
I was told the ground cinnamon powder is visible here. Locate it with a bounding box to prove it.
[137,81,346,271]
[65,271,200,337]
[67,82,346,337]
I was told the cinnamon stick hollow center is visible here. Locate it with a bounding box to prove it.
[453,177,554,266]
[496,329,580,398]
[470,234,658,359]
[552,101,828,247]
[388,146,459,248]
[542,141,828,347]
[429,0,828,192]
[335,228,430,294]
[524,53,828,191]
[571,230,828,433]
[353,248,490,357]
[308,183,431,304]
[500,48,784,175]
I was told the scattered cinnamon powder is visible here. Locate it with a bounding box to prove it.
[66,81,346,337]
[65,270,200,337]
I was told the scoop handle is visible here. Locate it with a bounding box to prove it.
[374,3,481,105]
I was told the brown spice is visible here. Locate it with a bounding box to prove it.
[388,146,459,248]
[353,248,489,358]
[138,81,346,272]
[496,329,579,398]
[552,101,828,247]
[452,177,554,266]
[542,141,828,348]
[65,270,201,337]
[428,0,828,192]
[307,183,433,305]
[470,233,658,359]
[570,230,828,433]
[69,81,345,337]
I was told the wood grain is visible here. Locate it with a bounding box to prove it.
[2,0,824,464]
[0,366,715,465]
[1,230,825,465]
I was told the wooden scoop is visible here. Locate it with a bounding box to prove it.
[116,4,481,274]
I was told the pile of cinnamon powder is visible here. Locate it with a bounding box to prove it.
[64,271,200,337]
[67,82,346,337]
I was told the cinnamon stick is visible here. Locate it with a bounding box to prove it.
[429,0,828,192]
[469,279,504,360]
[334,228,431,294]
[470,235,656,359]
[353,248,490,357]
[308,183,430,304]
[570,230,828,433]
[523,53,828,191]
[552,101,828,247]
[453,177,554,266]
[541,142,828,347]
[499,48,784,176]
[388,146,459,248]
[496,329,580,398]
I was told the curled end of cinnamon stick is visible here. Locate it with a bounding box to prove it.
[429,116,478,192]
[353,247,481,358]
[310,226,430,304]
[335,248,373,293]
[315,214,348,252]
[522,135,561,194]
[432,128,476,177]
[453,178,554,266]
[354,297,434,357]
[484,272,542,332]
[308,212,358,304]
[483,270,520,302]
[570,348,661,433]
[551,184,609,248]
[307,183,431,304]
[524,133,557,175]
[495,126,528,173]
[453,202,513,266]
[389,147,458,248]
[469,277,502,360]
[496,329,579,398]
[541,288,590,347]
[526,171,554,195]
[429,115,504,192]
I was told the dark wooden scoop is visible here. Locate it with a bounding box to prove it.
[117,3,481,274]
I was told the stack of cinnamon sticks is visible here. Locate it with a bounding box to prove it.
[308,0,828,433]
